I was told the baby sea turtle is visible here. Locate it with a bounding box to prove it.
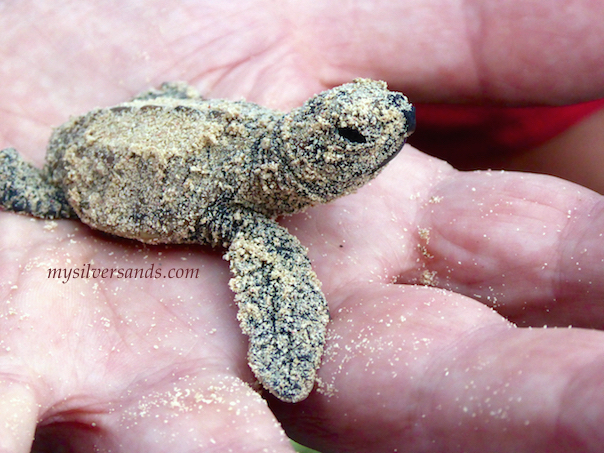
[0,79,415,402]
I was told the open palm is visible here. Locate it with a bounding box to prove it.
[1,1,604,452]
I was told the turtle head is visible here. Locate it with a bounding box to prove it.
[277,78,414,204]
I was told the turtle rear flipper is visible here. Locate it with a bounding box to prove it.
[0,148,75,219]
[224,212,329,403]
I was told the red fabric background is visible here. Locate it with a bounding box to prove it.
[408,99,604,167]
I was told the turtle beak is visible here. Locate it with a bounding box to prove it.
[404,105,416,136]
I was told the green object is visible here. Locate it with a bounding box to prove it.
[291,440,322,453]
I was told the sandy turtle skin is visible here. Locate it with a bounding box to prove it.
[0,79,415,402]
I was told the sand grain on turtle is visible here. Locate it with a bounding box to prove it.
[0,79,415,402]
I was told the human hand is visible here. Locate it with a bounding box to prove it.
[1,1,604,452]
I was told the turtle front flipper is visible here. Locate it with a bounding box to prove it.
[224,212,329,403]
[0,148,75,219]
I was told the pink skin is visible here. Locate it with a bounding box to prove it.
[1,1,604,452]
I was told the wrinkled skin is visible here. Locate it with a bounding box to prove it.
[1,1,604,453]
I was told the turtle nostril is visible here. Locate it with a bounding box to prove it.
[388,93,415,136]
[388,92,407,108]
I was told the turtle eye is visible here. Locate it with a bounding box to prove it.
[337,127,367,144]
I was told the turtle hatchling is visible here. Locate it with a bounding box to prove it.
[0,78,415,402]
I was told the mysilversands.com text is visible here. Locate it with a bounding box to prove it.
[47,263,200,284]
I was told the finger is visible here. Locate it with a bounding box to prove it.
[408,159,604,327]
[273,284,604,453]
[300,148,604,328]
[104,375,295,453]
[0,379,38,453]
[288,1,604,103]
